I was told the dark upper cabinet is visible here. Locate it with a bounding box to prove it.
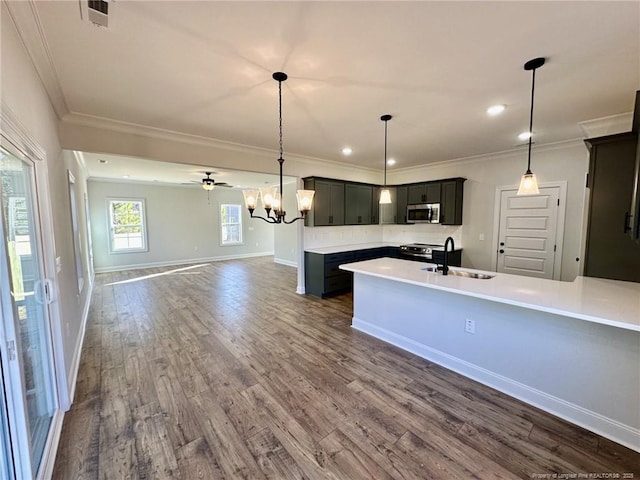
[584,132,640,282]
[631,92,640,242]
[632,132,640,241]
[396,186,409,224]
[303,176,464,227]
[440,179,465,225]
[408,182,441,204]
[303,178,345,226]
[371,186,380,225]
[345,183,373,225]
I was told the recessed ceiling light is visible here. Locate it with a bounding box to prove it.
[387,158,396,166]
[518,131,532,141]
[342,147,352,155]
[487,104,506,116]
[122,175,130,179]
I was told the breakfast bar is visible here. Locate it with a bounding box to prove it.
[340,257,640,452]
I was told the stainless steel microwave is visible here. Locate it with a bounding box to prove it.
[407,203,440,223]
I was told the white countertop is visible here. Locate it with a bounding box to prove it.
[340,257,640,332]
[305,242,400,255]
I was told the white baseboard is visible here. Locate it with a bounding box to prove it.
[65,274,94,410]
[352,317,640,453]
[274,257,298,268]
[94,251,275,273]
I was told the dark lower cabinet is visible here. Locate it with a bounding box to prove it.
[584,132,640,282]
[305,251,354,298]
[304,247,400,297]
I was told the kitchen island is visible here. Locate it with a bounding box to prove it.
[340,257,640,452]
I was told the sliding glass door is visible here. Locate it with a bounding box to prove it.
[0,146,57,478]
[1,358,15,479]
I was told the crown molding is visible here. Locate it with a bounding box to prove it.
[4,1,69,119]
[578,112,633,139]
[1,101,46,161]
[61,112,381,174]
[390,138,586,176]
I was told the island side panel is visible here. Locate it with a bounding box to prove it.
[350,272,640,451]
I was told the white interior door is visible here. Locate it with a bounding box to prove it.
[496,187,561,279]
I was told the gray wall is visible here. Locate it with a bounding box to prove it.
[273,180,299,267]
[1,6,93,403]
[88,180,275,272]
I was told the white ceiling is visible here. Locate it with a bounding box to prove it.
[25,1,640,181]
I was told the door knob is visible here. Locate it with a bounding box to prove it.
[500,242,505,246]
[499,249,505,254]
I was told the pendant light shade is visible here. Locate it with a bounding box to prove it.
[517,171,539,196]
[243,72,315,223]
[379,189,392,204]
[380,114,393,204]
[517,57,545,196]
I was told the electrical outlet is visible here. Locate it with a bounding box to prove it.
[465,318,475,334]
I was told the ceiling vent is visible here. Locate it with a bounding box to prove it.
[83,0,109,27]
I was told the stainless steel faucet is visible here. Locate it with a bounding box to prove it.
[442,236,455,275]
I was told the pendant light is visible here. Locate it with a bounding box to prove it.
[242,72,315,223]
[517,57,545,196]
[379,114,393,204]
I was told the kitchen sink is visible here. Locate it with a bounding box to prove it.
[447,269,494,279]
[421,266,495,279]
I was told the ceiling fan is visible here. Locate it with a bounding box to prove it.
[194,171,232,191]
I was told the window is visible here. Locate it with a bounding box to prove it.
[220,204,243,245]
[108,198,147,253]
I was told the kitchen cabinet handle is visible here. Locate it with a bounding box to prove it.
[624,212,632,233]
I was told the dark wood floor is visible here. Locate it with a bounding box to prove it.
[53,257,639,479]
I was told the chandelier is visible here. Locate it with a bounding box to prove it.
[242,72,315,224]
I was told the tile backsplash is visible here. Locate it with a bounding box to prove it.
[382,224,463,246]
[303,225,384,249]
[303,224,462,249]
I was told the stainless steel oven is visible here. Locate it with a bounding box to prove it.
[399,243,442,262]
